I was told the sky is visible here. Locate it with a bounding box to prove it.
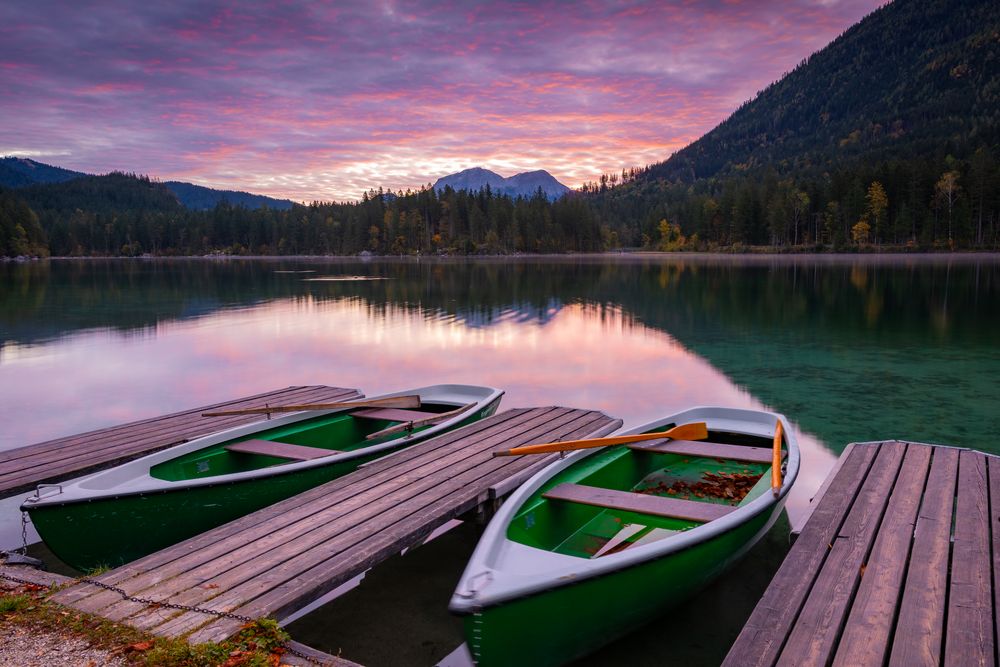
[0,0,883,202]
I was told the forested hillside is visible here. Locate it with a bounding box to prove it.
[584,0,1000,250]
[645,0,999,181]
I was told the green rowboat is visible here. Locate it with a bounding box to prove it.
[23,384,503,571]
[449,406,799,667]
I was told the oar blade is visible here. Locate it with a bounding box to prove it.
[664,421,708,441]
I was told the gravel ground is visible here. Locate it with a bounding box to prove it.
[0,621,128,667]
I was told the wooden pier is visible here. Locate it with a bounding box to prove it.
[50,406,620,645]
[0,385,360,498]
[724,440,996,667]
[0,565,358,667]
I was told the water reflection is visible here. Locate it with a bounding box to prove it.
[2,256,997,664]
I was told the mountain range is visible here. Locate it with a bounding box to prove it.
[433,167,570,200]
[0,157,295,210]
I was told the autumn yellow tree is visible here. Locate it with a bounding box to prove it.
[865,181,888,245]
[657,219,686,251]
[851,218,871,245]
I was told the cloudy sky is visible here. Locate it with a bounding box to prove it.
[1,0,882,201]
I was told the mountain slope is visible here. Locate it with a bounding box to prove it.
[163,181,294,210]
[642,0,1000,183]
[433,167,570,200]
[0,157,85,188]
[0,157,293,210]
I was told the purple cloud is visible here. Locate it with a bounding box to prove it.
[0,0,882,201]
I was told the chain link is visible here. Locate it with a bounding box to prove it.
[19,510,29,556]
[75,576,257,622]
[0,569,49,588]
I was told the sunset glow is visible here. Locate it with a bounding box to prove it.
[1,1,881,201]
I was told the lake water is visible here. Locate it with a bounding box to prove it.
[2,254,998,665]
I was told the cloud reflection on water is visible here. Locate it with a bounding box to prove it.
[1,294,833,525]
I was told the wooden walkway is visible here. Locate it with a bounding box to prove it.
[0,385,359,498]
[724,440,996,667]
[52,406,620,644]
[0,564,358,667]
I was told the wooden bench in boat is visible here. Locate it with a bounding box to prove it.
[350,408,440,422]
[542,483,737,523]
[628,438,774,464]
[224,439,343,461]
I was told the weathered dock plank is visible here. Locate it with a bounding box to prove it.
[53,406,621,645]
[723,440,999,667]
[0,385,359,497]
[722,442,878,667]
[944,451,993,667]
[832,444,930,667]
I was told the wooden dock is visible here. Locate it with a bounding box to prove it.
[724,440,996,667]
[51,406,620,645]
[0,564,359,667]
[0,385,359,498]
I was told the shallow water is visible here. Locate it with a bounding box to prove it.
[2,254,998,664]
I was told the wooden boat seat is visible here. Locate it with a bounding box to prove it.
[224,439,343,461]
[351,408,440,422]
[542,483,736,523]
[627,438,775,464]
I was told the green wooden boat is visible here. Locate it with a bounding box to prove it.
[22,384,503,572]
[449,406,799,667]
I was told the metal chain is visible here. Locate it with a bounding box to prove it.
[0,569,48,588]
[71,577,328,665]
[19,510,29,555]
[74,576,256,623]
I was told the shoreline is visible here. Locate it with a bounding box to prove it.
[5,249,1000,264]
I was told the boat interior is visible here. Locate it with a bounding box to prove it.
[149,401,461,482]
[506,429,780,559]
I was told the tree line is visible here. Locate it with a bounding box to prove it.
[1,147,999,258]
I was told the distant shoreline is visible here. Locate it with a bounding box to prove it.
[6,250,1000,264]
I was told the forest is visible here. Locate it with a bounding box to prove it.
[2,142,998,258]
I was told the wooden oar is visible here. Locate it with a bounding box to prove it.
[492,422,709,457]
[202,395,421,417]
[772,420,784,496]
[365,402,477,440]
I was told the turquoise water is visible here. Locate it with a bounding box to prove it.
[1,255,998,664]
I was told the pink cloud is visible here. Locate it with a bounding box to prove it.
[0,0,883,201]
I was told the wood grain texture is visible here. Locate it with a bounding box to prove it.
[776,441,906,667]
[832,444,931,667]
[888,446,959,667]
[224,440,342,461]
[722,443,879,667]
[944,450,993,667]
[628,439,774,464]
[542,482,736,522]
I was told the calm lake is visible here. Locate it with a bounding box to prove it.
[2,255,998,665]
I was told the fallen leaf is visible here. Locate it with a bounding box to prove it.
[127,641,154,652]
[201,583,221,590]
